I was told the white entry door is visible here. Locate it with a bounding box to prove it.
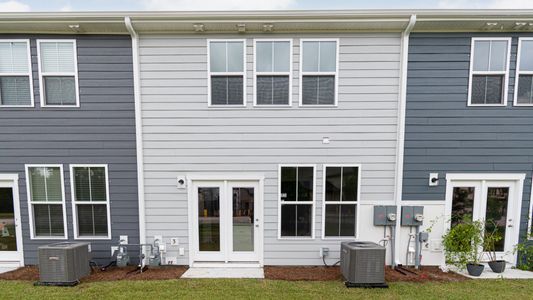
[190,179,262,265]
[0,175,24,266]
[445,175,524,263]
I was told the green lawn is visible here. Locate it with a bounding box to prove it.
[0,279,532,300]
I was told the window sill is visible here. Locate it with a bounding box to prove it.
[74,236,111,240]
[467,103,506,107]
[253,104,292,108]
[207,104,247,108]
[277,237,315,241]
[30,236,68,240]
[321,237,357,241]
[298,104,338,108]
[0,105,34,108]
[41,105,80,108]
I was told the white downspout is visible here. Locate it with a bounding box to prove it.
[125,16,146,246]
[393,14,416,267]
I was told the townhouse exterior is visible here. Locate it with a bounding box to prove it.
[0,10,531,269]
[0,32,139,266]
[403,32,533,264]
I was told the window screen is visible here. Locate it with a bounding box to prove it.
[0,41,32,106]
[72,166,109,238]
[470,39,509,105]
[516,40,533,104]
[301,41,337,105]
[38,41,78,106]
[209,41,245,105]
[280,166,314,237]
[255,41,291,105]
[27,166,65,237]
[324,166,359,237]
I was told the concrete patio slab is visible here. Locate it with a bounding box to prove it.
[181,267,264,279]
[452,264,533,279]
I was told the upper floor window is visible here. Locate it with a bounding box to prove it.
[468,38,510,106]
[0,40,33,107]
[208,40,245,106]
[254,40,292,106]
[37,40,79,107]
[300,39,338,106]
[515,38,533,106]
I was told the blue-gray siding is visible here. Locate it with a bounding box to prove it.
[0,34,138,264]
[403,33,533,240]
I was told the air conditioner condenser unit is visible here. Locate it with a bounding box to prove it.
[340,241,388,288]
[38,242,91,286]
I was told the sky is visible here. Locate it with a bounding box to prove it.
[1,0,533,12]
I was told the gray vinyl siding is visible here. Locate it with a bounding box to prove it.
[140,34,401,265]
[403,33,533,241]
[0,34,138,264]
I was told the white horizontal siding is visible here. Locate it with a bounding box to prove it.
[139,33,401,265]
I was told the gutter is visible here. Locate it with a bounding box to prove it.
[125,16,146,246]
[393,14,416,267]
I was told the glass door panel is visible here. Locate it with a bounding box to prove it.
[484,187,509,252]
[0,188,17,251]
[232,187,254,252]
[450,186,476,227]
[198,187,221,252]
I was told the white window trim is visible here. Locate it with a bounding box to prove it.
[321,164,361,240]
[467,37,511,107]
[253,39,293,107]
[0,39,34,108]
[514,37,533,107]
[207,39,247,107]
[36,39,80,108]
[69,164,112,240]
[24,164,68,240]
[299,38,339,107]
[277,164,316,240]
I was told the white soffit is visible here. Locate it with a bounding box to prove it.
[0,10,532,34]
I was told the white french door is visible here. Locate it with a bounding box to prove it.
[189,179,262,265]
[0,175,24,266]
[445,174,524,263]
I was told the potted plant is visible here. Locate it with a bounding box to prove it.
[483,220,506,273]
[442,219,485,276]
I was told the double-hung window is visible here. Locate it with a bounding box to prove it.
[300,39,338,106]
[515,38,533,105]
[37,40,79,107]
[254,40,292,106]
[208,40,245,106]
[468,38,510,106]
[323,165,360,238]
[279,165,315,238]
[26,165,67,239]
[70,165,111,239]
[0,40,33,106]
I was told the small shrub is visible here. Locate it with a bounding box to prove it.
[515,234,533,271]
[442,219,484,270]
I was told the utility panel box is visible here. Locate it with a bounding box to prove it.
[401,206,424,226]
[373,206,397,226]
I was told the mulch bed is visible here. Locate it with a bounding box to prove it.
[1,265,466,283]
[264,266,468,282]
[0,265,187,282]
